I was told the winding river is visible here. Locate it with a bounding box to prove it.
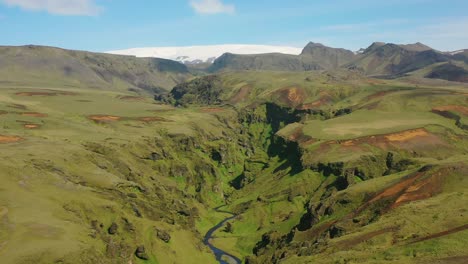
[203,207,242,264]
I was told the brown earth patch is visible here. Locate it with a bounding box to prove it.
[15,90,77,96]
[8,104,27,110]
[353,169,429,216]
[335,227,397,250]
[24,124,41,129]
[299,98,330,109]
[366,90,396,100]
[200,107,225,113]
[410,224,468,244]
[88,115,121,122]
[384,129,429,142]
[20,112,48,118]
[433,105,468,116]
[118,96,146,101]
[332,128,442,151]
[76,100,92,103]
[432,255,468,264]
[299,91,333,110]
[0,135,23,143]
[276,86,306,107]
[354,165,456,217]
[147,109,173,113]
[137,117,169,122]
[286,126,314,144]
[391,171,444,209]
[229,85,252,104]
[0,110,7,115]
[362,101,380,110]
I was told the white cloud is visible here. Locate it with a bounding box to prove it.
[190,0,235,15]
[1,0,102,16]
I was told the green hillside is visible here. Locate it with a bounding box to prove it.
[0,45,191,93]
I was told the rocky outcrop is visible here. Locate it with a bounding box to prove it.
[135,246,149,260]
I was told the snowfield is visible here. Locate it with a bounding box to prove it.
[106,44,303,64]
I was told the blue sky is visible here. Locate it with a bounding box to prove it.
[0,0,467,52]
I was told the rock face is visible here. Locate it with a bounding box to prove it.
[156,228,171,243]
[107,222,118,235]
[135,246,149,260]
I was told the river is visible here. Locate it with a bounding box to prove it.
[203,208,242,264]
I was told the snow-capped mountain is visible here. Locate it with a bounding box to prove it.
[106,44,302,64]
[448,49,467,55]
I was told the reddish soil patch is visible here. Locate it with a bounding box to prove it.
[24,124,40,129]
[88,115,121,122]
[410,224,468,244]
[200,107,225,113]
[366,172,424,206]
[15,90,77,96]
[0,135,23,143]
[391,171,444,209]
[433,105,468,116]
[353,165,456,217]
[299,98,329,110]
[275,86,306,107]
[20,112,48,118]
[118,96,146,101]
[137,117,169,122]
[229,85,252,104]
[335,128,442,151]
[299,91,333,110]
[384,129,429,142]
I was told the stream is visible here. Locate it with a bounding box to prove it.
[203,207,242,264]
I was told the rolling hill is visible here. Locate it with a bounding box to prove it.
[0,45,192,93]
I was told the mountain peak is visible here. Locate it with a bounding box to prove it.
[398,42,433,52]
[364,42,387,52]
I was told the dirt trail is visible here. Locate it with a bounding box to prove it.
[15,90,77,96]
[138,117,169,122]
[410,224,468,244]
[336,227,397,250]
[20,112,48,118]
[0,135,23,143]
[119,96,146,101]
[88,115,121,122]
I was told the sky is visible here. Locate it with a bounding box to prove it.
[0,0,467,52]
